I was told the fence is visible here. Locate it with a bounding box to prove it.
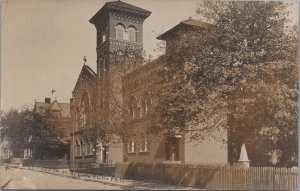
[23,159,70,169]
[115,162,298,190]
[71,163,116,177]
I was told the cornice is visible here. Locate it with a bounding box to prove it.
[110,11,144,24]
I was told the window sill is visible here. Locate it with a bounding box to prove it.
[85,155,94,159]
[111,38,142,45]
[75,156,82,159]
[138,151,150,154]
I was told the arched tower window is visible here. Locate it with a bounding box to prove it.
[80,92,90,126]
[116,24,125,40]
[127,26,136,42]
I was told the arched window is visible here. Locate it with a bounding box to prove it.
[141,92,152,117]
[116,24,125,40]
[80,93,90,126]
[127,26,136,42]
[129,96,138,119]
[86,140,92,155]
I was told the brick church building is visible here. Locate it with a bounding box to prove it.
[70,0,228,168]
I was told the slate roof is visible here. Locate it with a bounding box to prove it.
[156,18,210,40]
[181,18,210,28]
[106,0,151,13]
[35,100,70,118]
[90,0,151,24]
[58,103,71,118]
[49,101,62,111]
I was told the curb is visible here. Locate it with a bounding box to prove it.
[16,166,129,188]
[0,179,12,189]
[6,166,196,190]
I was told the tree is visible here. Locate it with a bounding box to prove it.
[81,121,107,162]
[79,47,145,162]
[0,108,65,159]
[108,47,146,142]
[0,109,28,157]
[153,1,298,166]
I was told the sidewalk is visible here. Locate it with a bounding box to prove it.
[5,165,198,190]
[0,166,10,188]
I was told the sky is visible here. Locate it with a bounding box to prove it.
[1,0,299,112]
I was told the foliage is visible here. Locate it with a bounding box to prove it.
[102,47,146,142]
[154,1,298,166]
[0,108,65,159]
[78,47,145,162]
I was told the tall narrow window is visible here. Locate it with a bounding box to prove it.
[81,93,90,126]
[81,139,86,156]
[129,96,138,120]
[145,140,150,151]
[116,24,125,40]
[127,140,135,153]
[87,141,92,155]
[139,139,150,152]
[76,140,81,156]
[127,27,136,42]
[102,34,106,42]
[142,92,152,117]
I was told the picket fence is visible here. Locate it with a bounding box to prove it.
[115,163,298,190]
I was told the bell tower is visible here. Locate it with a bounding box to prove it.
[89,0,151,78]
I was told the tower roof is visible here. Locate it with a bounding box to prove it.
[90,0,151,24]
[156,17,210,41]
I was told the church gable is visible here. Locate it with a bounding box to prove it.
[73,65,96,93]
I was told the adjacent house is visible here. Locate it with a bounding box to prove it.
[0,135,12,161]
[34,98,71,159]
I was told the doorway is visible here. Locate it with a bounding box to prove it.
[165,137,180,161]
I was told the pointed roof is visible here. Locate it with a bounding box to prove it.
[73,65,96,92]
[157,17,210,41]
[90,0,151,24]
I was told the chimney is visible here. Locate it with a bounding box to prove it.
[45,97,51,104]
